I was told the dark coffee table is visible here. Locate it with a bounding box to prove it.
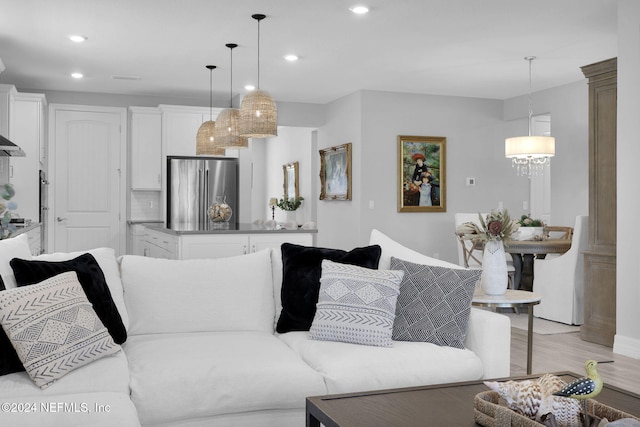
[306,372,640,427]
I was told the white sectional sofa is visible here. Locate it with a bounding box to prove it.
[0,230,510,426]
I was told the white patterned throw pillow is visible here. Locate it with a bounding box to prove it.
[309,260,404,347]
[0,271,121,388]
[391,257,480,349]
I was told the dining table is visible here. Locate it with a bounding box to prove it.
[504,238,572,291]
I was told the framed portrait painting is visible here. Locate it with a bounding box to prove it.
[397,135,446,212]
[319,143,352,200]
[283,161,299,199]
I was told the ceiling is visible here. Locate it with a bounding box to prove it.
[0,0,618,105]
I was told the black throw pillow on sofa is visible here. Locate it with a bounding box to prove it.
[10,253,127,344]
[276,243,382,333]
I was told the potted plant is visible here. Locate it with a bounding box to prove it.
[276,196,304,225]
[513,214,545,241]
[0,184,18,240]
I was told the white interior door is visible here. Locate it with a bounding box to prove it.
[51,105,125,254]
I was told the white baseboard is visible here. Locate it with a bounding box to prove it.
[613,334,640,359]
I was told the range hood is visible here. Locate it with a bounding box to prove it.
[0,134,25,157]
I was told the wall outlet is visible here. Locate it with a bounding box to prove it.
[148,200,154,208]
[368,200,375,209]
[497,201,504,210]
[523,201,529,210]
[466,177,475,186]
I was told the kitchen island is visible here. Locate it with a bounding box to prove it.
[141,223,317,259]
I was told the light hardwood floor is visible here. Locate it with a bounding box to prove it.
[509,325,640,395]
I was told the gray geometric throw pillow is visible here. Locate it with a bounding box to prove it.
[391,257,480,349]
[309,260,404,347]
[0,271,121,389]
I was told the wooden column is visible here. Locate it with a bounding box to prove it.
[580,58,617,346]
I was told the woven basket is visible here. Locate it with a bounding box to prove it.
[474,391,640,427]
[239,89,278,138]
[213,108,248,148]
[196,121,225,155]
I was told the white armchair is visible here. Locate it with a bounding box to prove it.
[533,215,588,325]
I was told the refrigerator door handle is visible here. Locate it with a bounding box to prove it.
[198,168,204,224]
[204,168,210,220]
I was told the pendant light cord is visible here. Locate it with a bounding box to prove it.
[229,47,233,107]
[257,18,261,90]
[209,67,213,121]
[526,56,534,137]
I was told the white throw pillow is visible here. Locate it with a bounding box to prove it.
[369,229,463,270]
[0,271,121,389]
[0,234,32,289]
[309,260,404,347]
[121,249,275,335]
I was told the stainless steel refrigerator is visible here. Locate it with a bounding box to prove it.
[166,156,238,228]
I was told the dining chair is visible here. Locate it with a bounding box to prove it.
[543,225,574,240]
[533,215,588,325]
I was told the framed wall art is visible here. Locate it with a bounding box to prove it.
[397,135,446,212]
[283,161,299,199]
[319,143,352,200]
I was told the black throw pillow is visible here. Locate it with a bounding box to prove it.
[10,253,127,344]
[276,243,382,333]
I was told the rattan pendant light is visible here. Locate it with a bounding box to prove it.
[239,14,278,138]
[214,43,248,148]
[196,65,225,155]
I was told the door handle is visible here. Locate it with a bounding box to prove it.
[57,217,67,222]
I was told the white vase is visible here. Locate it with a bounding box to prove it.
[285,210,297,224]
[480,239,508,295]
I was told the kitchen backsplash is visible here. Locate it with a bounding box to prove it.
[130,190,162,221]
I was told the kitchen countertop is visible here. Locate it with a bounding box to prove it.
[8,222,41,237]
[147,222,317,235]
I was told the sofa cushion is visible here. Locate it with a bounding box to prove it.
[309,260,403,347]
[124,331,327,425]
[391,257,480,349]
[121,250,275,335]
[0,351,130,398]
[0,271,121,389]
[276,243,382,333]
[32,247,129,331]
[278,331,484,394]
[10,252,127,344]
[0,233,32,290]
[369,229,463,270]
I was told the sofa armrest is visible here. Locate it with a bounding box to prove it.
[464,308,511,379]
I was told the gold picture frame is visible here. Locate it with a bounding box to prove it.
[398,135,446,212]
[283,161,299,199]
[319,143,352,200]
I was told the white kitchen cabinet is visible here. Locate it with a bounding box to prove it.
[129,107,161,190]
[178,232,314,260]
[0,86,46,225]
[140,225,314,261]
[25,225,42,256]
[143,227,178,259]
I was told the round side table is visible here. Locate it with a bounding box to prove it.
[472,289,541,374]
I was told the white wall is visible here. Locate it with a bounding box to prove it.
[315,92,362,250]
[615,0,640,358]
[504,81,589,227]
[262,126,315,224]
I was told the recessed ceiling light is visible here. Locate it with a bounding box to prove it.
[284,54,298,62]
[71,72,83,79]
[349,5,369,14]
[68,35,87,43]
[244,84,256,91]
